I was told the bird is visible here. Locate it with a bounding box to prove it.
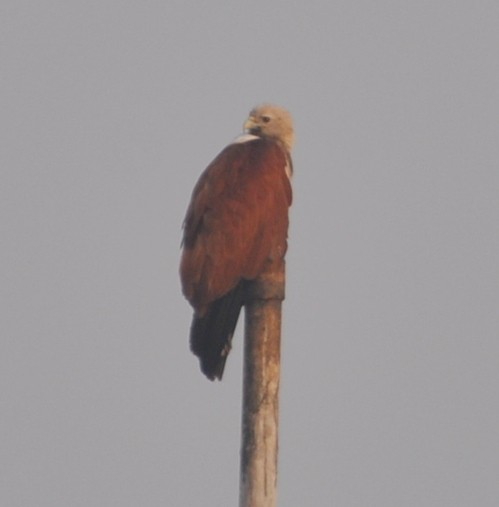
[180,104,294,380]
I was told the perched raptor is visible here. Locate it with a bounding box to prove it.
[180,104,294,380]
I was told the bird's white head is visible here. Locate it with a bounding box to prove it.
[243,104,295,152]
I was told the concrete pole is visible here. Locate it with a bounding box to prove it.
[239,263,285,507]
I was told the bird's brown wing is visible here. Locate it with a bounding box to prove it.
[180,138,292,315]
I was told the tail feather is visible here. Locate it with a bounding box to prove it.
[190,281,248,380]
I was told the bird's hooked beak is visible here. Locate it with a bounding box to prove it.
[244,116,261,135]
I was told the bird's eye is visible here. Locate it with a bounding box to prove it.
[262,116,271,123]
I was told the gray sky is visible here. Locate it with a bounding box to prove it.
[2,1,498,506]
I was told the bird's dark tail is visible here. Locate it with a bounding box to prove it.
[190,280,248,380]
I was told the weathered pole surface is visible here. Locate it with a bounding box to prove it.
[239,262,285,507]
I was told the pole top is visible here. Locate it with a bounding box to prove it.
[246,263,285,302]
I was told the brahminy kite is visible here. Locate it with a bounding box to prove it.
[180,104,294,380]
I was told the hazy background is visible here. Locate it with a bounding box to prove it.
[2,1,498,505]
